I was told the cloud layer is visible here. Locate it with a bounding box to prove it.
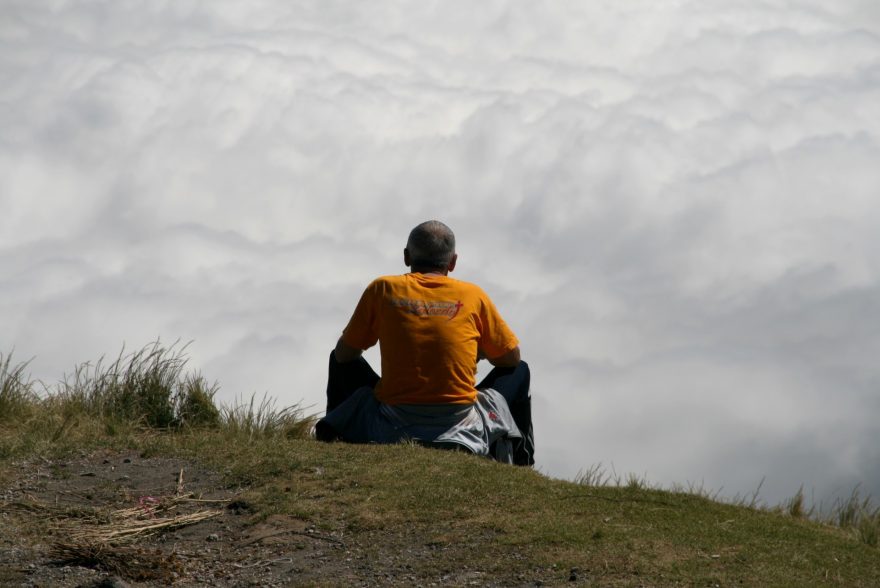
[3,0,879,505]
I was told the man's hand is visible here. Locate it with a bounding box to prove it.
[486,346,521,367]
[334,337,364,363]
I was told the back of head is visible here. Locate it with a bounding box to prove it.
[407,220,456,269]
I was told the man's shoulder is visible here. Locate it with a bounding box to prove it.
[444,277,488,295]
[367,274,407,288]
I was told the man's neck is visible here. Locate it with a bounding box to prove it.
[410,266,448,276]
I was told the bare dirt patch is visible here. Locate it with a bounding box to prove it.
[0,450,554,587]
[0,450,350,587]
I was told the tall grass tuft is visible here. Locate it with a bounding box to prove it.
[573,463,653,491]
[731,477,766,510]
[831,486,880,547]
[221,393,316,441]
[574,463,612,487]
[56,341,220,430]
[175,373,221,428]
[0,351,40,421]
[858,512,880,547]
[836,487,868,529]
[785,486,814,519]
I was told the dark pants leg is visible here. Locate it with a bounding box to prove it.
[477,361,533,466]
[325,350,380,413]
[317,351,380,442]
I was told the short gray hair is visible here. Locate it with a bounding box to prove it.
[406,220,456,268]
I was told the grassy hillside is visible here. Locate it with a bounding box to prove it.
[1,345,879,586]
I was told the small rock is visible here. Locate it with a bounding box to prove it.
[206,533,220,542]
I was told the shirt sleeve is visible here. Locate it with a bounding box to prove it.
[476,290,519,359]
[341,280,382,350]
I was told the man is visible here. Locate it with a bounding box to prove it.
[316,220,533,466]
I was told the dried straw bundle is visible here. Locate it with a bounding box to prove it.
[65,508,221,543]
[48,489,227,581]
[50,491,225,543]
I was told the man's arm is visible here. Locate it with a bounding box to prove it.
[486,345,521,367]
[334,337,364,363]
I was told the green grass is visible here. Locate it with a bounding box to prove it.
[2,342,879,586]
[125,434,880,586]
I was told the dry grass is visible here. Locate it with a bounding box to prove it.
[56,340,221,429]
[42,487,228,581]
[59,498,223,544]
[0,351,40,421]
[221,393,317,441]
[49,542,183,582]
[3,487,228,582]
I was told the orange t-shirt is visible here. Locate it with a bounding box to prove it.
[341,273,519,405]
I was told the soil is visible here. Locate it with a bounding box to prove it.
[0,450,557,587]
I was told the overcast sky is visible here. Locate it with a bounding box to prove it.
[2,0,879,507]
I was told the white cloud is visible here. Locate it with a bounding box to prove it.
[2,0,879,505]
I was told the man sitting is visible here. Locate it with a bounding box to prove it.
[316,220,533,466]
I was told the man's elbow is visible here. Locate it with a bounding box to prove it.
[334,338,364,363]
[488,346,521,367]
